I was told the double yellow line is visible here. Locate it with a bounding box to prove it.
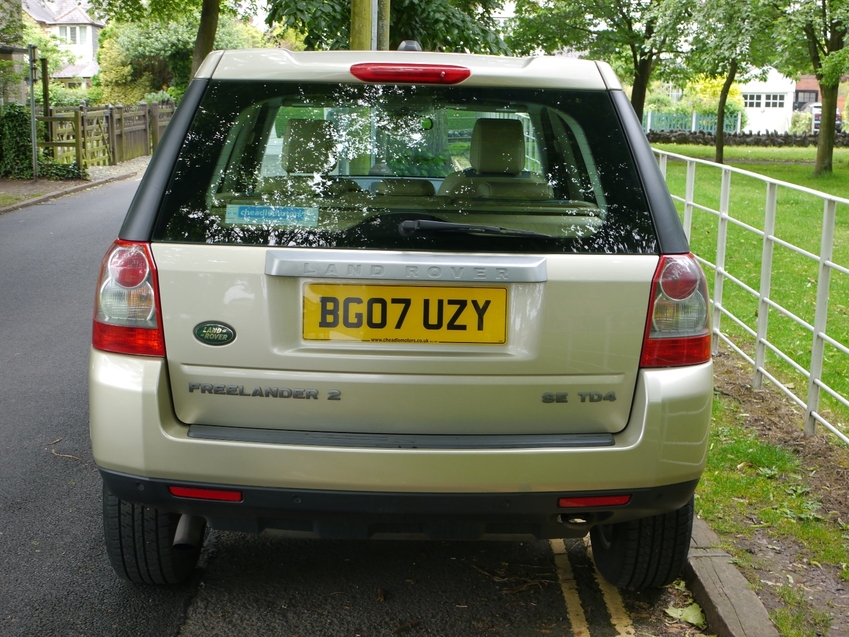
[550,538,636,637]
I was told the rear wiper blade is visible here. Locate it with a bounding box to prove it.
[398,219,551,239]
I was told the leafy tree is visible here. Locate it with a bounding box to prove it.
[266,0,508,53]
[264,24,307,51]
[773,0,849,176]
[22,14,76,77]
[508,0,692,121]
[98,16,262,105]
[677,78,746,117]
[686,0,775,163]
[89,0,254,76]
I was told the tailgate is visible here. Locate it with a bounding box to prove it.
[153,245,656,435]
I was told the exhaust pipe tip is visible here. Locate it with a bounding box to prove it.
[173,514,206,551]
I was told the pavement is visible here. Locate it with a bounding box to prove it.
[1,158,779,637]
[0,155,150,214]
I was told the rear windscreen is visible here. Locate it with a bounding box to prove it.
[152,81,658,254]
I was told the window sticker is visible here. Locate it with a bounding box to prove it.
[225,205,319,227]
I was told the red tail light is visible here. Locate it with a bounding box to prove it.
[640,254,711,368]
[350,63,471,84]
[92,240,165,357]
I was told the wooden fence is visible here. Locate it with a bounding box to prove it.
[37,101,175,168]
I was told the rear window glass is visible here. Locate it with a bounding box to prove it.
[153,81,657,254]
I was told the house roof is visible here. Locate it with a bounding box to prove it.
[22,0,56,25]
[22,0,104,27]
[53,59,99,78]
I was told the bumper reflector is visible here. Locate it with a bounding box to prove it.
[558,495,631,508]
[169,486,243,502]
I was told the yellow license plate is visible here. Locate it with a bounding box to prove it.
[303,284,507,344]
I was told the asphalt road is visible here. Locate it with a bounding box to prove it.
[0,179,198,636]
[0,179,680,637]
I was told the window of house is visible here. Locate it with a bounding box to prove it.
[58,26,86,44]
[796,90,818,105]
[743,94,762,108]
[764,94,784,108]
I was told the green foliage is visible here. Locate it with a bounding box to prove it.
[144,89,173,104]
[166,85,186,104]
[645,80,748,128]
[264,24,307,50]
[0,60,26,101]
[0,0,23,47]
[645,91,674,112]
[674,78,747,128]
[90,0,261,78]
[38,159,86,180]
[772,0,849,85]
[387,149,450,177]
[42,82,98,107]
[266,0,508,53]
[771,0,849,174]
[791,111,813,135]
[687,0,776,78]
[0,103,87,180]
[90,0,205,23]
[97,34,145,105]
[0,103,32,177]
[508,0,692,118]
[98,15,263,104]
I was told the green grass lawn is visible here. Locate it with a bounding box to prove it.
[654,145,849,435]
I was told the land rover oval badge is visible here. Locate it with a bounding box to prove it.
[194,322,236,346]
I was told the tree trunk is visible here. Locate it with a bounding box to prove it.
[814,82,839,176]
[191,0,220,77]
[714,59,738,165]
[377,0,390,50]
[630,56,654,123]
[350,0,372,50]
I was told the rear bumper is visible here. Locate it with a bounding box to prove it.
[90,348,712,527]
[101,468,699,539]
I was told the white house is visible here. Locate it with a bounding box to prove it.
[736,68,796,134]
[22,0,104,88]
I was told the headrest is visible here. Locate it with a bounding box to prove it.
[470,118,526,174]
[374,178,436,196]
[283,119,337,174]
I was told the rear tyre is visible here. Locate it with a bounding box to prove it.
[102,485,205,585]
[589,496,693,589]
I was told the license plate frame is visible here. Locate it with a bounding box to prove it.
[303,283,507,344]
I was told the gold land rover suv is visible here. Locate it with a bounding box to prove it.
[90,48,712,588]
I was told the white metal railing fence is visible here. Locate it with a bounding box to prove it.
[655,150,849,445]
